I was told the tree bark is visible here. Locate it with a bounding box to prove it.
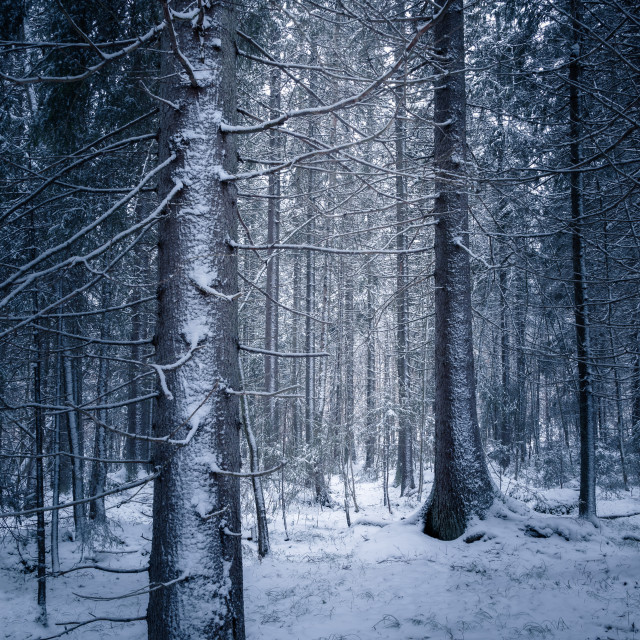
[264,68,281,452]
[423,0,494,541]
[147,3,244,638]
[569,0,596,519]
[365,260,377,470]
[394,24,414,494]
[63,350,85,543]
[89,280,110,526]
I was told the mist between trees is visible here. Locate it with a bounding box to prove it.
[0,0,639,637]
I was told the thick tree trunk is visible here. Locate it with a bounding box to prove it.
[422,0,494,541]
[147,3,245,638]
[569,0,596,519]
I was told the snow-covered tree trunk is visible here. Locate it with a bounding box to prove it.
[147,3,244,638]
[569,0,596,520]
[422,0,494,541]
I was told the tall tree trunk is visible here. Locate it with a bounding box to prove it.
[264,68,281,453]
[569,0,596,519]
[514,251,528,477]
[50,325,62,575]
[147,3,245,638]
[344,269,356,462]
[304,185,316,452]
[63,349,85,543]
[89,281,110,526]
[632,331,640,456]
[30,257,47,624]
[291,257,302,447]
[394,25,414,494]
[239,362,269,557]
[423,0,494,541]
[602,214,629,489]
[499,266,511,468]
[125,309,141,481]
[365,260,377,470]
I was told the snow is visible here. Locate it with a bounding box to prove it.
[213,164,234,181]
[181,315,209,348]
[191,487,214,519]
[1,473,639,639]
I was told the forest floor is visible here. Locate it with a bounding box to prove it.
[2,469,640,640]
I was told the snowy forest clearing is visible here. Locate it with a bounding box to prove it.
[2,473,639,640]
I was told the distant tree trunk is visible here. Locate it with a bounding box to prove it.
[147,3,245,638]
[394,29,414,494]
[333,262,344,466]
[383,409,393,514]
[569,0,596,519]
[291,256,302,447]
[63,349,85,543]
[422,0,494,541]
[632,331,640,455]
[264,68,281,452]
[513,256,528,478]
[138,236,154,469]
[302,58,328,503]
[51,291,63,574]
[30,259,47,624]
[240,362,269,557]
[89,281,110,526]
[499,267,511,469]
[125,308,141,481]
[344,270,356,462]
[602,213,629,490]
[305,188,316,452]
[364,261,377,470]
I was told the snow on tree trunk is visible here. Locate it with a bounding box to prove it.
[422,0,494,541]
[147,3,245,639]
[569,0,596,520]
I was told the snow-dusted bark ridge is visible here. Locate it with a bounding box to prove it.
[148,2,244,639]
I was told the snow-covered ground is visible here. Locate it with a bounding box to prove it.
[2,472,639,640]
